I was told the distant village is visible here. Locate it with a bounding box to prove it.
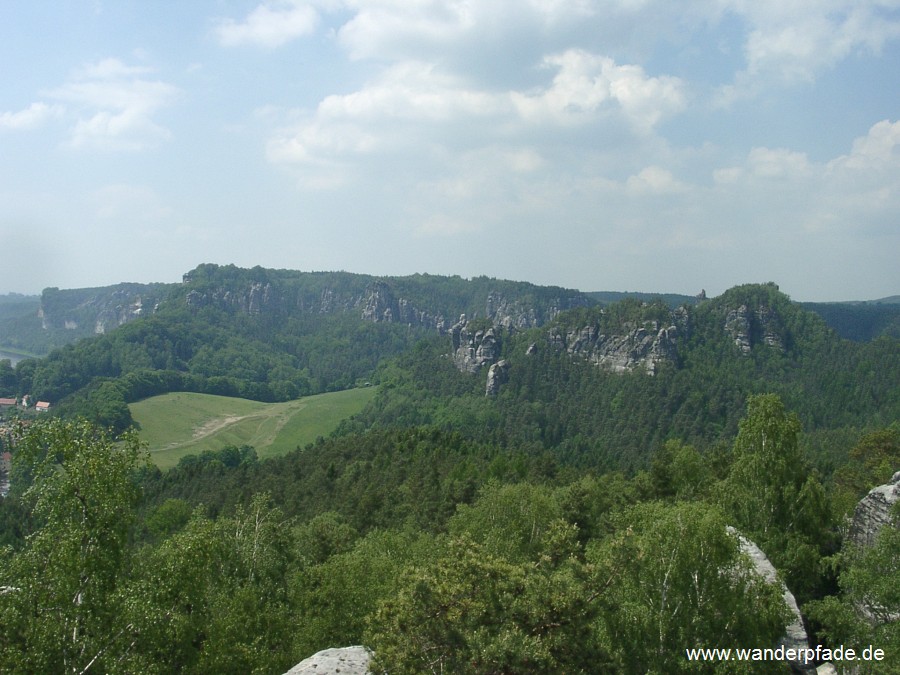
[0,396,50,414]
[0,395,50,498]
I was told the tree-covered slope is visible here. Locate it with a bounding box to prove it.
[353,283,899,472]
[3,264,593,431]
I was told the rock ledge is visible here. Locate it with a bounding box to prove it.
[284,646,372,675]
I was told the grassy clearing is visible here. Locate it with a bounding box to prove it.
[130,387,377,469]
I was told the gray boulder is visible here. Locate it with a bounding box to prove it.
[848,471,900,548]
[284,646,372,675]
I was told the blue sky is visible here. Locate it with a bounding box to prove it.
[1,1,899,301]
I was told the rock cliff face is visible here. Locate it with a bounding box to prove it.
[39,284,171,335]
[848,471,900,548]
[359,280,446,330]
[549,322,679,374]
[186,281,278,315]
[180,268,587,336]
[484,290,579,329]
[450,317,502,374]
[723,303,785,354]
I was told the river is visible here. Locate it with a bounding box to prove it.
[0,349,28,366]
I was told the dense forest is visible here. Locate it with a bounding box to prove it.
[0,268,898,673]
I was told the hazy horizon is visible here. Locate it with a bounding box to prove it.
[0,264,896,305]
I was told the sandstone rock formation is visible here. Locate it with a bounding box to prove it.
[485,359,509,396]
[450,316,502,374]
[549,322,678,374]
[724,305,753,353]
[848,471,900,548]
[283,646,371,675]
[723,303,785,354]
[728,527,812,672]
[40,284,168,335]
[181,272,582,336]
[485,290,588,330]
[360,280,445,330]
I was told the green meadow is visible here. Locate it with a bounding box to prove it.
[130,387,377,469]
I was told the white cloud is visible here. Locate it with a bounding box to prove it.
[513,50,685,131]
[714,0,900,94]
[704,120,900,242]
[0,102,62,131]
[828,119,900,171]
[266,47,684,187]
[214,1,320,48]
[47,58,178,150]
[317,61,503,121]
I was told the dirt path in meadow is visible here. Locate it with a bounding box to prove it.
[191,415,245,440]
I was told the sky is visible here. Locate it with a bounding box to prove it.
[1,1,899,301]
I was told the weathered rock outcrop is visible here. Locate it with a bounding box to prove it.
[180,267,587,337]
[723,303,785,354]
[283,646,371,674]
[848,471,900,548]
[359,280,446,330]
[39,283,171,335]
[450,316,502,374]
[485,290,585,329]
[485,359,509,396]
[728,527,812,672]
[549,322,678,374]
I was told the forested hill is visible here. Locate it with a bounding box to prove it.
[0,271,898,672]
[350,282,899,472]
[2,265,593,430]
[0,270,896,454]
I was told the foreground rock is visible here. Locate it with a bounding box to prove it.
[284,646,371,674]
[728,527,812,672]
[848,470,900,548]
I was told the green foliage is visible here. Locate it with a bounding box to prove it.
[143,498,193,541]
[830,426,900,518]
[293,511,359,567]
[718,394,834,602]
[806,504,900,674]
[650,440,713,501]
[292,528,432,659]
[801,301,900,342]
[1,276,898,672]
[0,419,148,673]
[356,285,899,474]
[108,493,295,674]
[589,501,790,674]
[142,426,562,533]
[367,528,607,674]
[0,358,16,395]
[449,482,564,561]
